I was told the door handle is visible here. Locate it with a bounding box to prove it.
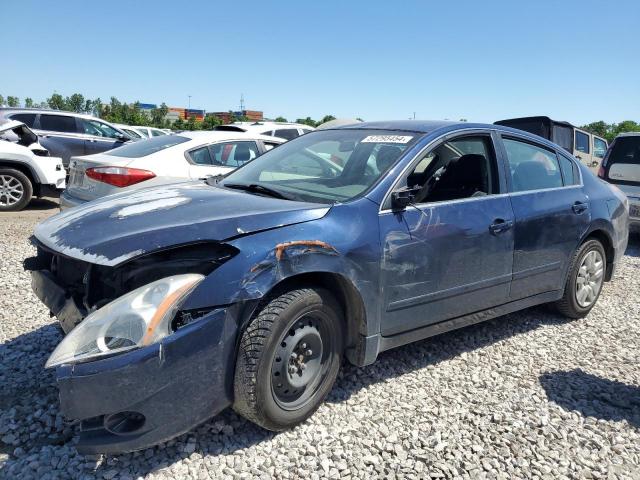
[572,201,588,214]
[489,219,513,235]
[87,138,98,143]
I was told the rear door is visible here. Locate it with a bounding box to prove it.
[574,129,595,170]
[499,134,589,300]
[36,114,85,167]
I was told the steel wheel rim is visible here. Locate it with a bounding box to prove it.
[575,249,604,308]
[0,175,24,206]
[271,311,332,410]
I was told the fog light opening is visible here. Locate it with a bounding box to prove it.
[104,411,146,435]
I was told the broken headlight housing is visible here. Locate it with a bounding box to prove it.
[45,274,204,368]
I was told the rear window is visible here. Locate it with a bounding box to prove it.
[40,114,78,133]
[273,129,299,140]
[607,136,640,165]
[9,113,36,127]
[108,135,190,158]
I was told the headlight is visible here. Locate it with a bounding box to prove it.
[45,274,204,368]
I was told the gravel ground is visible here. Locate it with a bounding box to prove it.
[1,202,639,479]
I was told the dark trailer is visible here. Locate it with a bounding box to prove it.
[495,116,574,153]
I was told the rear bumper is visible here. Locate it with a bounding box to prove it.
[54,308,238,454]
[59,189,87,210]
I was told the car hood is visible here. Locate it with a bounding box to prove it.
[34,182,331,266]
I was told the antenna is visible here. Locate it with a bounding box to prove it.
[240,93,245,112]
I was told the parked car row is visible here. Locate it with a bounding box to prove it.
[26,120,629,454]
[61,131,284,209]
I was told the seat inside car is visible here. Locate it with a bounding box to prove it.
[512,160,551,191]
[426,153,489,201]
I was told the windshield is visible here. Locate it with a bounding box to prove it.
[108,135,190,158]
[608,136,640,165]
[220,129,416,203]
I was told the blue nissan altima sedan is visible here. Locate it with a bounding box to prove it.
[26,121,629,453]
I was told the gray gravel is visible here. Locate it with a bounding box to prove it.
[1,204,640,479]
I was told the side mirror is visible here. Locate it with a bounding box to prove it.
[116,133,128,142]
[391,186,420,210]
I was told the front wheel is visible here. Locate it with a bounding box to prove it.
[554,239,606,318]
[0,168,32,212]
[233,288,343,431]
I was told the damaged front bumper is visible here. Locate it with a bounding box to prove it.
[54,308,238,454]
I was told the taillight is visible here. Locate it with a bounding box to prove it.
[597,166,605,179]
[85,167,155,187]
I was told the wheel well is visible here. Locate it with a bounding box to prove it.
[0,161,38,195]
[584,230,614,281]
[266,272,367,352]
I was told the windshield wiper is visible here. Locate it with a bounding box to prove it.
[223,183,293,200]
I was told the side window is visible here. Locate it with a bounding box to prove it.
[575,131,590,154]
[263,142,280,151]
[209,141,259,167]
[593,138,607,159]
[503,138,563,192]
[273,129,299,141]
[558,154,579,186]
[81,119,121,139]
[189,146,213,165]
[39,114,78,133]
[405,136,498,203]
[151,129,165,137]
[261,130,274,137]
[9,113,36,127]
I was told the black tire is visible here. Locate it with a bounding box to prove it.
[0,168,32,212]
[554,239,606,319]
[233,288,344,431]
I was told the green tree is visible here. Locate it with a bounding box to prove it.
[172,117,186,131]
[320,115,336,124]
[274,116,287,122]
[0,95,5,106]
[7,96,19,107]
[581,121,609,139]
[201,114,222,130]
[150,103,169,127]
[295,117,317,127]
[66,93,85,113]
[47,93,66,110]
[24,97,34,108]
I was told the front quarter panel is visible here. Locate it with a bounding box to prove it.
[182,199,383,336]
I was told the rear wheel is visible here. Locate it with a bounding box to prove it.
[554,239,606,318]
[0,168,32,212]
[233,288,343,431]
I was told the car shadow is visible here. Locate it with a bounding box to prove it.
[626,232,640,257]
[25,197,59,211]
[0,305,573,477]
[539,369,640,427]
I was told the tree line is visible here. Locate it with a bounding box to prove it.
[0,93,343,131]
[2,92,637,139]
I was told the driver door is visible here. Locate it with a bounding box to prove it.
[378,132,515,336]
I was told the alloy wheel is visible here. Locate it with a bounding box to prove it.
[0,174,24,207]
[575,249,604,308]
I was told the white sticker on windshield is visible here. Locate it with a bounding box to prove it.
[361,135,413,144]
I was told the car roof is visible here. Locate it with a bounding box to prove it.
[616,132,640,138]
[0,107,101,120]
[177,130,284,142]
[336,120,460,133]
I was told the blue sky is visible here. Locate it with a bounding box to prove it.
[3,0,638,124]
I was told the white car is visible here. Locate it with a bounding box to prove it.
[0,120,66,211]
[215,121,314,141]
[60,131,284,209]
[131,126,169,138]
[113,124,146,141]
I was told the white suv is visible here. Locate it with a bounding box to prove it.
[0,120,66,211]
[215,122,314,141]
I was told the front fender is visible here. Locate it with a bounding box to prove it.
[181,200,383,336]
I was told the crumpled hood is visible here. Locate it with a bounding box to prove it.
[34,182,330,266]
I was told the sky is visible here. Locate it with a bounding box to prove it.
[2,0,639,125]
